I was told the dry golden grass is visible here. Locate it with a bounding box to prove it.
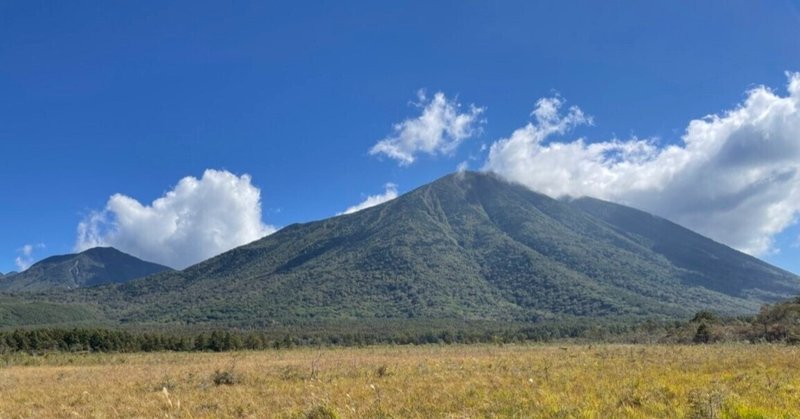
[1,344,799,418]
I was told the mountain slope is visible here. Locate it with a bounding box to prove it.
[0,247,172,292]
[568,197,800,301]
[44,171,799,328]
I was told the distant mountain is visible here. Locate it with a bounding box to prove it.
[30,171,796,328]
[0,247,172,292]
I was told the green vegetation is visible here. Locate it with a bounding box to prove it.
[753,296,800,343]
[0,321,613,353]
[0,297,101,327]
[3,298,800,354]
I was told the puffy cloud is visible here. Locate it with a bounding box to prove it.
[370,91,485,166]
[339,183,399,215]
[15,243,44,271]
[76,169,276,269]
[485,73,800,256]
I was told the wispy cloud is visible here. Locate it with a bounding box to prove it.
[339,183,399,215]
[370,91,485,166]
[485,73,800,256]
[76,169,276,269]
[15,243,45,271]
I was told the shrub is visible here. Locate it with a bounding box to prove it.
[375,364,390,378]
[211,369,239,386]
[687,388,726,418]
[693,324,712,344]
[305,405,339,419]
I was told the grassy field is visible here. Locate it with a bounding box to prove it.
[1,344,799,418]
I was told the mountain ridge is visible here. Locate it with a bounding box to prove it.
[0,247,172,292]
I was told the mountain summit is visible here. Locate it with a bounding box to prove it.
[65,171,798,327]
[0,247,172,292]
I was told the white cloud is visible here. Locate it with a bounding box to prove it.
[370,91,485,166]
[15,243,45,271]
[339,183,399,215]
[76,169,276,269]
[485,73,800,256]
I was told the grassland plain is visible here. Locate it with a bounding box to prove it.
[1,344,799,418]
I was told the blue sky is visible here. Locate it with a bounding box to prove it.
[2,1,800,273]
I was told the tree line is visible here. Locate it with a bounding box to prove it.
[1,297,798,353]
[0,323,592,354]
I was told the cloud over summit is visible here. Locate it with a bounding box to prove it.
[370,91,485,166]
[485,73,800,256]
[339,183,398,215]
[76,169,275,269]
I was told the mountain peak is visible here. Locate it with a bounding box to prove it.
[82,246,123,255]
[429,170,511,188]
[0,247,172,292]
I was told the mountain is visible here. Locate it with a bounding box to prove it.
[0,247,172,292]
[29,171,795,329]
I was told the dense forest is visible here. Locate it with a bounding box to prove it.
[2,297,799,354]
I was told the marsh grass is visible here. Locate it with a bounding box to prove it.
[0,344,799,417]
